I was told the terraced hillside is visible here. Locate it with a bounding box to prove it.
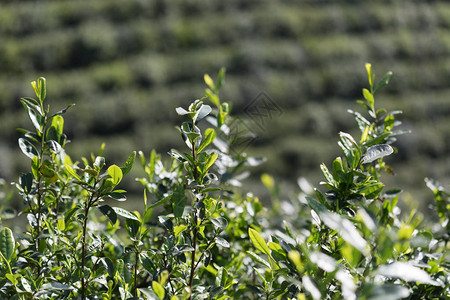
[1,0,449,210]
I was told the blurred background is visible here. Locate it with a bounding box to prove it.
[0,0,449,215]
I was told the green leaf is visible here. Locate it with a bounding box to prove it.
[5,274,19,285]
[216,67,226,91]
[172,185,186,218]
[18,138,38,159]
[361,144,393,164]
[249,228,270,256]
[320,163,336,188]
[149,195,171,209]
[203,153,218,175]
[107,165,123,186]
[373,71,393,94]
[205,89,220,107]
[152,281,165,300]
[64,164,81,181]
[362,88,374,111]
[204,74,215,90]
[0,227,15,262]
[174,225,187,237]
[107,192,127,202]
[38,77,46,101]
[247,250,271,268]
[197,128,216,153]
[19,172,33,194]
[359,182,384,199]
[121,151,136,176]
[50,104,75,118]
[112,207,139,222]
[365,63,373,89]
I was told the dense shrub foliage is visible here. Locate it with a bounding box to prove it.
[0,66,448,299]
[1,1,449,205]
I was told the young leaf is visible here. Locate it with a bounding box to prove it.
[152,281,165,300]
[0,227,15,262]
[249,228,270,256]
[174,225,187,237]
[107,165,123,186]
[361,144,393,164]
[204,74,215,90]
[362,88,374,111]
[365,63,373,90]
[38,77,46,101]
[197,128,216,153]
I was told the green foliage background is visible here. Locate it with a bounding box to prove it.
[0,0,449,211]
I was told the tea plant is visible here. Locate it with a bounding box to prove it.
[0,65,448,300]
[245,64,449,299]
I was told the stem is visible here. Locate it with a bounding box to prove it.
[81,193,95,299]
[133,249,139,297]
[188,211,198,299]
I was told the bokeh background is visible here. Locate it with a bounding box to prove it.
[1,0,449,215]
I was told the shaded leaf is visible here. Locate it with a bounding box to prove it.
[0,227,15,262]
[172,185,186,218]
[98,205,117,225]
[373,71,393,94]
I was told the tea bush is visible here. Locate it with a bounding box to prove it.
[0,65,448,299]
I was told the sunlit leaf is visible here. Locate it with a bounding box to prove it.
[376,262,439,285]
[18,138,38,159]
[107,165,123,186]
[249,228,270,256]
[362,144,393,164]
